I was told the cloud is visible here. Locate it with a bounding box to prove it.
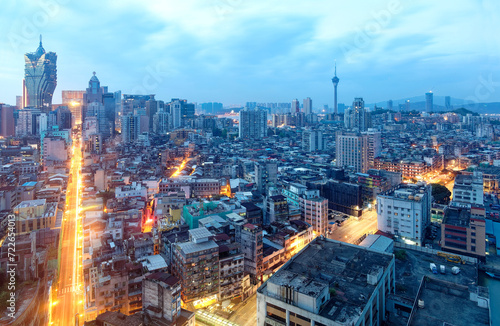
[0,0,499,107]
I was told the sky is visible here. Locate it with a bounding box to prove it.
[1,0,500,108]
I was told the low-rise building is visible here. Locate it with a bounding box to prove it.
[13,199,58,234]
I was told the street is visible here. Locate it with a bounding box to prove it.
[329,210,378,244]
[50,134,84,326]
[228,294,257,326]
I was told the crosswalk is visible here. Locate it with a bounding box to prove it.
[58,286,77,295]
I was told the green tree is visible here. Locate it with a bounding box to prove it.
[431,183,451,204]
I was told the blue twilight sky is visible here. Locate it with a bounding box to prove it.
[1,0,500,108]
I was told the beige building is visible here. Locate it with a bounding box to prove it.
[13,199,58,234]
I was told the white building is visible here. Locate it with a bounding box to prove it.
[115,182,148,199]
[336,132,369,173]
[453,173,484,206]
[377,183,432,246]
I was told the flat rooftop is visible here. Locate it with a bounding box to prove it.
[409,278,489,326]
[15,199,46,208]
[394,247,478,302]
[260,237,394,324]
[443,206,471,228]
[176,239,218,255]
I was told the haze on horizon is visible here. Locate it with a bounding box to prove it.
[1,0,500,108]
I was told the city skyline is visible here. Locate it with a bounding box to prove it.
[1,0,500,107]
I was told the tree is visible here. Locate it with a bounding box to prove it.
[431,183,451,204]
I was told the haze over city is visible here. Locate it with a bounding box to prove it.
[1,0,500,106]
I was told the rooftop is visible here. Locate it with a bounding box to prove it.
[394,247,478,302]
[176,239,218,255]
[15,199,46,209]
[443,205,472,228]
[259,237,394,324]
[409,278,489,326]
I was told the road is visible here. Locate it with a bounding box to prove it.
[228,294,257,326]
[329,210,378,244]
[50,134,84,326]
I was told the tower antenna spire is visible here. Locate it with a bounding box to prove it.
[40,35,42,46]
[334,60,337,76]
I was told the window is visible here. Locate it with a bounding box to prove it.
[471,246,476,252]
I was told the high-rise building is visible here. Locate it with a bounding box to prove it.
[336,131,369,173]
[302,129,324,152]
[83,73,117,138]
[153,109,170,134]
[172,227,220,303]
[239,107,267,139]
[24,36,57,113]
[405,99,411,111]
[344,97,371,131]
[121,113,140,143]
[255,160,278,194]
[241,223,263,284]
[291,99,299,114]
[16,108,41,136]
[0,104,15,137]
[445,96,452,110]
[387,99,393,111]
[16,96,22,110]
[362,130,382,168]
[62,90,84,125]
[332,62,339,115]
[56,106,72,130]
[377,183,432,246]
[201,102,223,115]
[170,99,182,129]
[425,91,433,112]
[303,97,312,115]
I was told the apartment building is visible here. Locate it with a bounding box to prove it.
[172,227,220,303]
[377,183,432,246]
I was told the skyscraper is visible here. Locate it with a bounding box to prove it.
[425,91,433,112]
[331,62,339,115]
[62,90,85,125]
[291,99,299,114]
[303,97,312,115]
[445,96,451,110]
[24,36,57,113]
[83,73,116,138]
[387,100,393,111]
[344,97,371,131]
[0,104,15,137]
[239,107,267,139]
